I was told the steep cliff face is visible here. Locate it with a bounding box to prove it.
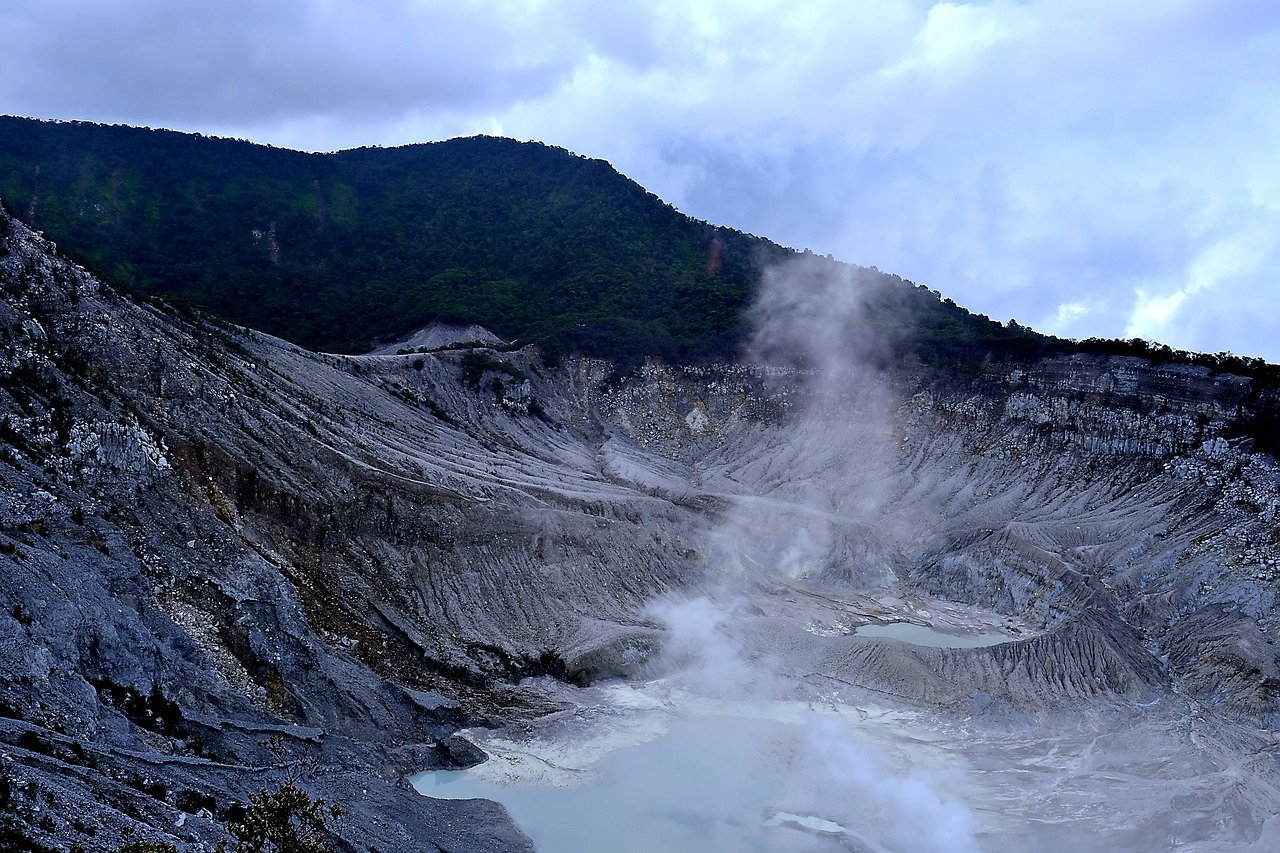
[2,204,1279,850]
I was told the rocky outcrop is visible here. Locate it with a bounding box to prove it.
[0,214,543,850]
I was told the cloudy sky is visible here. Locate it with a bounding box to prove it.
[3,0,1278,360]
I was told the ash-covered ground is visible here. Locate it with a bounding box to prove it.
[1,206,1278,850]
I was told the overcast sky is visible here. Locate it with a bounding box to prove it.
[3,0,1278,360]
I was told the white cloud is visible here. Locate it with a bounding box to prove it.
[1126,225,1280,350]
[1,0,1279,360]
[1045,300,1094,336]
[885,1,1021,78]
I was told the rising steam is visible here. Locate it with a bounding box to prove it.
[646,256,980,852]
[707,254,916,586]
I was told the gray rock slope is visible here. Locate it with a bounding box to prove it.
[1,202,1279,850]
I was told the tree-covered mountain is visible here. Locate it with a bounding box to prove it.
[0,115,1050,364]
[3,114,1278,392]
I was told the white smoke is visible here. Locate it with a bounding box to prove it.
[647,595,982,852]
[643,256,980,851]
[705,254,918,587]
[801,715,980,853]
[646,596,757,699]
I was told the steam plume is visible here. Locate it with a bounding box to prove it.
[708,254,914,586]
[647,256,980,851]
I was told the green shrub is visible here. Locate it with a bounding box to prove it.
[218,783,342,853]
[117,842,179,853]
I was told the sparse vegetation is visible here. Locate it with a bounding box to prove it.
[458,350,527,388]
[218,783,342,853]
[423,397,454,424]
[90,679,187,739]
[0,768,58,853]
[116,842,178,853]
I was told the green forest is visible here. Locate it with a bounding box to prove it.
[0,115,1276,392]
[0,116,783,362]
[0,116,1048,364]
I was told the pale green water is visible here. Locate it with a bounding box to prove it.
[853,621,1011,648]
[411,714,866,852]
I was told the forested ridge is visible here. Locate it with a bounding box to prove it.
[0,116,783,360]
[0,116,1054,364]
[0,115,1276,392]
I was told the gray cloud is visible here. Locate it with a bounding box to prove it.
[2,0,1278,360]
[0,0,579,125]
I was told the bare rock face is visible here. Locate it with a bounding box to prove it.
[366,320,505,355]
[1,203,1279,850]
[0,214,543,850]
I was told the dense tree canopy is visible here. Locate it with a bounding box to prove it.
[0,117,785,361]
[1,116,1276,393]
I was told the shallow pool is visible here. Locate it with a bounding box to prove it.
[853,621,1011,648]
[415,716,812,852]
[411,693,979,853]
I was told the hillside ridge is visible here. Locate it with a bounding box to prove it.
[1,115,1051,365]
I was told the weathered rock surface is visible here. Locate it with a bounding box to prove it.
[367,321,504,356]
[1,203,1279,850]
